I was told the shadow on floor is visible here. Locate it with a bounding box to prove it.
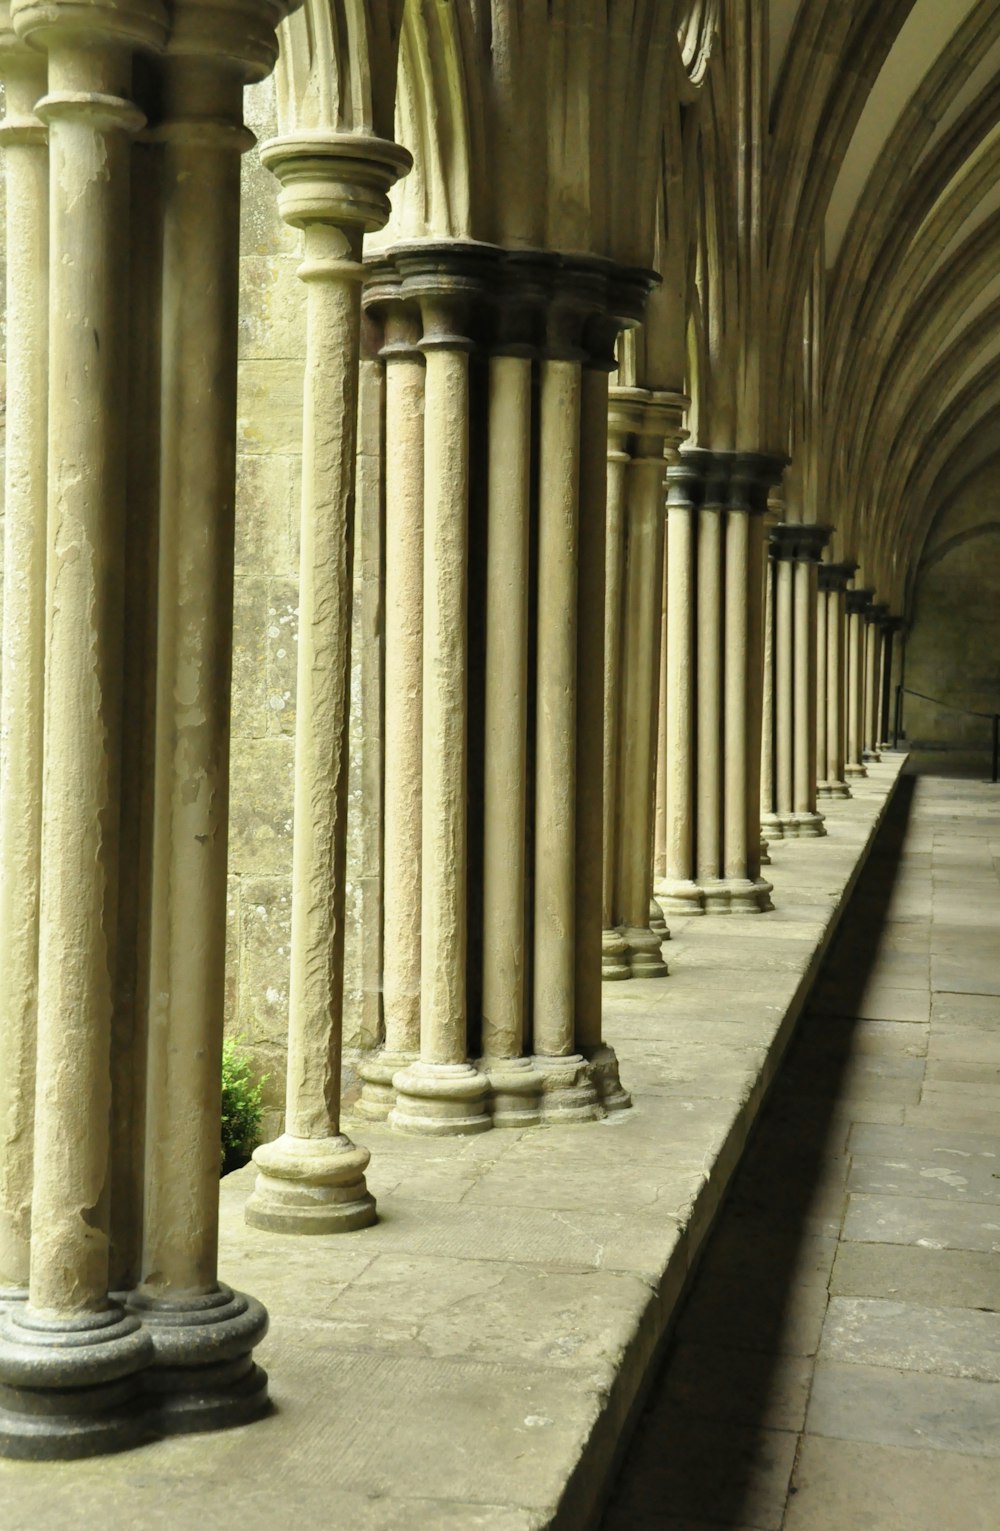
[600,774,919,1530]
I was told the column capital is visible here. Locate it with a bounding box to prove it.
[12,0,168,55]
[728,451,788,514]
[817,559,857,592]
[878,611,904,633]
[260,132,411,237]
[867,600,889,626]
[769,522,833,563]
[845,587,875,616]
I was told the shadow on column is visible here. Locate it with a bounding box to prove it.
[600,772,918,1529]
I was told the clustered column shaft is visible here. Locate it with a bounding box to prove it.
[357,246,651,1129]
[845,586,873,778]
[653,451,782,914]
[817,561,855,796]
[0,0,295,1462]
[602,388,687,978]
[760,523,830,837]
[0,21,47,1303]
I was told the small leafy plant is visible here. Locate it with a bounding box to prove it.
[221,1038,266,1175]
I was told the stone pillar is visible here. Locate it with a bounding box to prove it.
[481,265,545,1125]
[613,392,685,974]
[653,551,668,909]
[760,535,778,849]
[576,306,632,1114]
[0,19,47,1304]
[879,616,900,750]
[390,251,491,1134]
[717,455,775,913]
[655,456,705,913]
[791,528,830,834]
[601,396,636,980]
[845,587,872,778]
[531,279,600,1119]
[695,453,727,904]
[245,137,410,1235]
[818,561,854,796]
[357,281,425,1117]
[863,603,886,761]
[772,536,795,831]
[0,0,163,1458]
[133,13,299,1430]
[815,577,829,795]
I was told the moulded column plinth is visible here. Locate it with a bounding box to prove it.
[355,1049,418,1120]
[389,1061,491,1136]
[602,926,632,980]
[582,1044,632,1113]
[623,924,668,978]
[533,1056,603,1123]
[246,1134,376,1233]
[655,876,706,916]
[0,1306,154,1460]
[483,1058,543,1128]
[649,898,669,938]
[125,1284,268,1434]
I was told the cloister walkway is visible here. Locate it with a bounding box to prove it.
[604,768,1000,1531]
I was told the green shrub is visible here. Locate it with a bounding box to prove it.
[220,1038,266,1175]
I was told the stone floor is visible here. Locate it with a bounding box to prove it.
[0,759,910,1529]
[604,765,1000,1531]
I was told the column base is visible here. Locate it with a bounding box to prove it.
[819,778,851,798]
[760,813,785,841]
[246,1132,377,1234]
[623,925,668,978]
[844,762,867,778]
[0,1305,154,1460]
[789,811,826,838]
[583,1044,632,1113]
[389,1061,491,1136]
[0,1288,26,1312]
[649,897,669,940]
[760,836,771,866]
[533,1055,604,1123]
[125,1284,269,1436]
[862,749,881,763]
[602,927,631,981]
[700,877,774,914]
[355,1049,417,1120]
[654,877,706,916]
[482,1057,543,1128]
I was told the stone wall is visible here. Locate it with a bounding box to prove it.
[906,459,1000,761]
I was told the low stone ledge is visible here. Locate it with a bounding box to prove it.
[0,757,906,1529]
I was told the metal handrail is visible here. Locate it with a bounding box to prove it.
[895,685,999,783]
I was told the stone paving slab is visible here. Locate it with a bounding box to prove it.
[0,760,906,1530]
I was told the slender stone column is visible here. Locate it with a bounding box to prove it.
[357,284,425,1118]
[760,542,777,847]
[0,20,46,1305]
[791,528,830,835]
[816,581,829,795]
[652,550,668,909]
[617,397,681,977]
[845,587,872,778]
[531,281,600,1120]
[0,0,163,1458]
[656,456,706,913]
[576,310,630,1115]
[719,455,774,913]
[695,454,727,904]
[863,604,886,761]
[879,616,900,750]
[481,267,544,1124]
[773,540,794,829]
[602,394,638,980]
[245,138,410,1237]
[819,561,854,796]
[391,251,490,1134]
